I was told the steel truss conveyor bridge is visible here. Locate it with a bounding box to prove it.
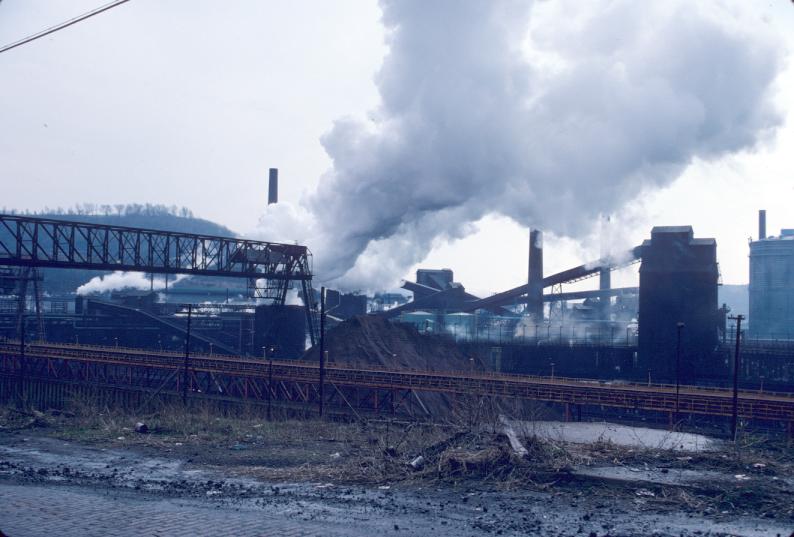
[0,214,319,344]
[2,341,793,435]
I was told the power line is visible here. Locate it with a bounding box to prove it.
[0,0,131,55]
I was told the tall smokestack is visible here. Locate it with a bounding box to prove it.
[528,229,544,321]
[598,215,611,320]
[598,267,611,321]
[758,209,766,240]
[268,168,278,205]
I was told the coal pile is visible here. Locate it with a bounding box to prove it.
[304,315,485,372]
[303,316,489,417]
[302,316,552,420]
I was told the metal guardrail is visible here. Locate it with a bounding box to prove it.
[1,339,792,397]
[3,341,794,422]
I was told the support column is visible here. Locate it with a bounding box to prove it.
[528,229,544,321]
[598,267,611,321]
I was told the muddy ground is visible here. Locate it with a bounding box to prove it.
[1,405,793,537]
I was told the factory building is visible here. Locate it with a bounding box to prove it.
[416,269,454,291]
[749,210,794,339]
[638,226,719,381]
[254,304,306,358]
[324,289,368,320]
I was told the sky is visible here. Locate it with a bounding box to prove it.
[1,1,793,297]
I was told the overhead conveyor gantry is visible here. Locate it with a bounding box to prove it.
[0,214,319,344]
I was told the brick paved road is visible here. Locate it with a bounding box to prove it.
[0,483,355,537]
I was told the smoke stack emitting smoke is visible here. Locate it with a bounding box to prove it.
[258,0,783,291]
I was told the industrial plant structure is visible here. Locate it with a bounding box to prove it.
[1,205,793,394]
[391,222,792,389]
[750,210,794,340]
[0,209,319,359]
[638,226,720,381]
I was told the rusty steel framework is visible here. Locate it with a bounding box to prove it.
[461,247,644,313]
[0,214,318,343]
[1,266,45,338]
[2,341,794,432]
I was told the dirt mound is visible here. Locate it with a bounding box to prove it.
[302,316,492,418]
[302,316,557,419]
[304,315,485,372]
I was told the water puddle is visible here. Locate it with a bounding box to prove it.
[506,420,722,452]
[575,465,728,486]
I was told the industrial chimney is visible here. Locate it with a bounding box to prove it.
[598,266,611,321]
[268,168,278,205]
[598,216,612,321]
[527,229,544,320]
[758,209,766,240]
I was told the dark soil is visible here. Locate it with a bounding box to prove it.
[302,315,498,416]
[2,404,793,536]
[303,315,486,372]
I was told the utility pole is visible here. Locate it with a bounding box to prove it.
[729,314,744,441]
[319,287,326,417]
[182,304,192,405]
[675,322,685,428]
[17,314,25,408]
[267,348,273,422]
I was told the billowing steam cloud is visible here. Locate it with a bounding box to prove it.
[77,272,189,295]
[260,0,783,291]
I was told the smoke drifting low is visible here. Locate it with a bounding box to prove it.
[259,0,783,291]
[77,272,188,295]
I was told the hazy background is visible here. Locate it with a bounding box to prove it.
[1,0,793,297]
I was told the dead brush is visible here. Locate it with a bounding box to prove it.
[349,419,439,482]
[520,433,578,472]
[421,432,570,490]
[437,443,512,478]
[0,405,52,430]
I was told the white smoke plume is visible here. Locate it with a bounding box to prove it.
[284,288,305,306]
[77,272,189,295]
[259,0,783,291]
